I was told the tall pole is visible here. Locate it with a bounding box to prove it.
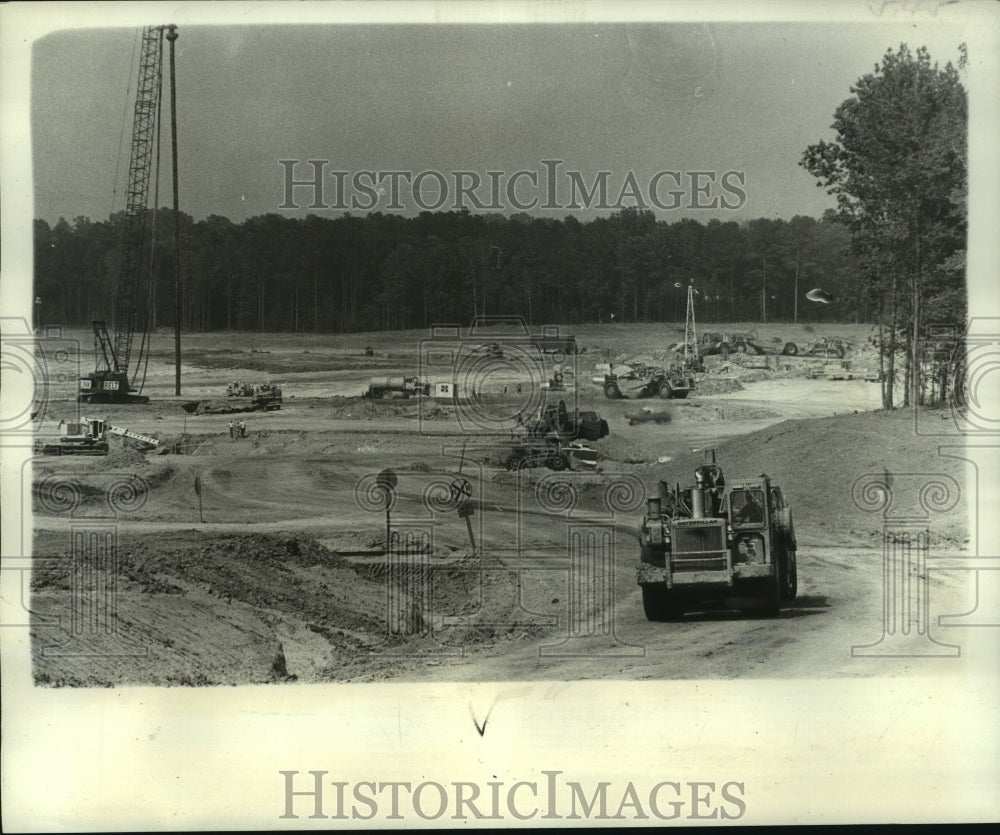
[166,24,181,395]
[761,254,767,324]
[794,253,800,324]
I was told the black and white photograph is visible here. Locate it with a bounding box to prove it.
[2,0,998,829]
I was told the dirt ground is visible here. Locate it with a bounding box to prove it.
[29,322,978,685]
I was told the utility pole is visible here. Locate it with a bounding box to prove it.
[761,253,768,324]
[166,24,181,396]
[794,250,800,324]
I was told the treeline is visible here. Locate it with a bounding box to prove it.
[801,45,967,408]
[34,208,862,334]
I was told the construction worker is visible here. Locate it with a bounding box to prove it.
[239,419,247,438]
[228,421,235,440]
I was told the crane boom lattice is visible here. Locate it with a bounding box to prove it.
[114,25,164,377]
[80,24,175,406]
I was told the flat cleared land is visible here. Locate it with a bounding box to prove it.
[29,323,977,685]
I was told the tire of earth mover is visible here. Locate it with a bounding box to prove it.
[658,381,673,399]
[640,545,666,568]
[783,342,799,356]
[505,453,522,471]
[735,342,748,354]
[641,584,685,622]
[546,454,569,471]
[782,550,798,602]
[747,573,781,618]
[604,381,622,399]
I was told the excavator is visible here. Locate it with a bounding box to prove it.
[79,25,177,405]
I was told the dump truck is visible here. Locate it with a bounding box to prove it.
[637,453,797,620]
[363,376,431,399]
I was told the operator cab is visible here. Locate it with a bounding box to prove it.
[725,485,768,527]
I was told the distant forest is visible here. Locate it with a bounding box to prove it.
[34,207,868,334]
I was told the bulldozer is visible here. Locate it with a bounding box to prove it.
[226,381,283,410]
[637,452,797,620]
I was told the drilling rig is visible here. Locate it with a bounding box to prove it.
[79,25,179,405]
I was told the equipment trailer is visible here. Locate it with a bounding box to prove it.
[40,417,159,456]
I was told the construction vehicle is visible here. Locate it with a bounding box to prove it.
[805,336,850,359]
[502,400,607,470]
[79,25,178,406]
[39,417,160,456]
[544,368,569,391]
[625,407,673,426]
[602,361,694,400]
[637,452,797,620]
[564,440,599,469]
[526,399,609,442]
[363,376,431,399]
[227,381,255,396]
[472,342,505,359]
[226,381,283,409]
[504,439,571,471]
[533,334,580,355]
[698,330,798,358]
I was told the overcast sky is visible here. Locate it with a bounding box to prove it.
[31,16,971,226]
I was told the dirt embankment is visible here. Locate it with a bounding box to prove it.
[644,407,970,548]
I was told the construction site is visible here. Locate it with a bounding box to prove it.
[29,313,977,686]
[24,24,976,687]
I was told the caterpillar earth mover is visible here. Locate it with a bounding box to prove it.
[602,361,694,400]
[637,452,797,620]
